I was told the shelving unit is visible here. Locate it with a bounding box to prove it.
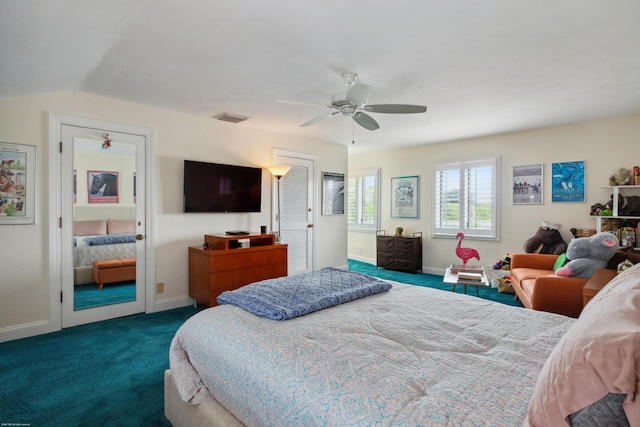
[594,186,640,248]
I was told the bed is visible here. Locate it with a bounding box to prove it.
[73,219,136,285]
[166,265,640,426]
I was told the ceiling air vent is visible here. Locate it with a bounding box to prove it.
[214,112,249,123]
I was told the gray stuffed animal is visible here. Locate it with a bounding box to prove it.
[555,232,618,278]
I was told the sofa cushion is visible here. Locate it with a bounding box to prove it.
[526,263,640,426]
[511,267,554,283]
[93,258,136,269]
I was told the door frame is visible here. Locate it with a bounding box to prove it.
[48,113,156,331]
[272,148,316,274]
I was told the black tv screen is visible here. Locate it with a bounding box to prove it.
[183,160,262,213]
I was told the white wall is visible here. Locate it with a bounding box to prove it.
[0,92,347,340]
[74,147,136,220]
[348,115,640,274]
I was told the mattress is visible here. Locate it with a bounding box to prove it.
[170,281,575,426]
[73,242,135,268]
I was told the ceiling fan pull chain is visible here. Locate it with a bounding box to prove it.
[352,120,355,145]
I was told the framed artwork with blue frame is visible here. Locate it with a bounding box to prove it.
[551,161,585,202]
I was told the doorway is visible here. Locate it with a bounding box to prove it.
[50,113,154,328]
[272,149,315,275]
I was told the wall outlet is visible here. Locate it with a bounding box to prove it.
[156,282,165,294]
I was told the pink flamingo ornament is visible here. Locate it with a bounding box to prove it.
[455,232,480,265]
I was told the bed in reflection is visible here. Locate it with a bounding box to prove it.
[73,219,136,286]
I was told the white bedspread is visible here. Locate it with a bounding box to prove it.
[170,282,574,426]
[73,242,135,267]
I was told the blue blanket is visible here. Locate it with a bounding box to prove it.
[216,267,392,320]
[84,234,136,246]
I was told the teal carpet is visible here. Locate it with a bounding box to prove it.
[0,306,201,427]
[74,281,136,310]
[0,263,520,426]
[348,259,523,307]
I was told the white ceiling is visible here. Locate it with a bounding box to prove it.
[1,0,639,154]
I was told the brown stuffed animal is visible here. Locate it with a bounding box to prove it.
[523,224,568,255]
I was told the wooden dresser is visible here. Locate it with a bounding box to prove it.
[376,231,422,273]
[189,233,288,307]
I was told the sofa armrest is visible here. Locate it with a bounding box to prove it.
[511,253,559,270]
[530,276,588,318]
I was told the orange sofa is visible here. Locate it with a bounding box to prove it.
[510,248,640,318]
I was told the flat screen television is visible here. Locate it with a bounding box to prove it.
[183,160,262,213]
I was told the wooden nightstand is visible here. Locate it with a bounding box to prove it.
[583,269,618,307]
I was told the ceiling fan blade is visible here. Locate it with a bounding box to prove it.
[353,112,380,130]
[277,99,328,108]
[365,104,427,114]
[300,111,340,127]
[346,83,373,105]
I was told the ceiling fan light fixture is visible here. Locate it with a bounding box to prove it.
[341,72,358,86]
[341,106,356,116]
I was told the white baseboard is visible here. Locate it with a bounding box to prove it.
[347,255,375,264]
[0,319,57,343]
[0,296,194,343]
[154,296,194,312]
[348,255,444,277]
[423,266,445,276]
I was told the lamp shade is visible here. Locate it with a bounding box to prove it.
[268,165,291,178]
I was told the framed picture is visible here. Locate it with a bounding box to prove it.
[87,170,120,204]
[512,164,543,204]
[391,175,419,218]
[322,171,345,215]
[552,161,585,203]
[0,142,36,224]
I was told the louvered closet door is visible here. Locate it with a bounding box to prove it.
[274,150,315,275]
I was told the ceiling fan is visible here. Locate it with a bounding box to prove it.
[298,73,427,131]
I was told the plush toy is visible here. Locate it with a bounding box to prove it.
[555,232,619,278]
[523,222,568,255]
[608,167,632,186]
[604,194,640,216]
[618,194,640,216]
[589,203,607,216]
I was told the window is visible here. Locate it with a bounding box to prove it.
[347,168,380,231]
[432,158,499,239]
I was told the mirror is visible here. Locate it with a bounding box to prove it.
[72,137,137,311]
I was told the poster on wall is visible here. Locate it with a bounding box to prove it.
[0,141,36,224]
[87,170,120,204]
[391,175,419,218]
[551,161,585,203]
[512,164,543,204]
[322,172,345,215]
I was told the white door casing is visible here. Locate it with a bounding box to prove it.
[272,149,315,275]
[49,113,155,330]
